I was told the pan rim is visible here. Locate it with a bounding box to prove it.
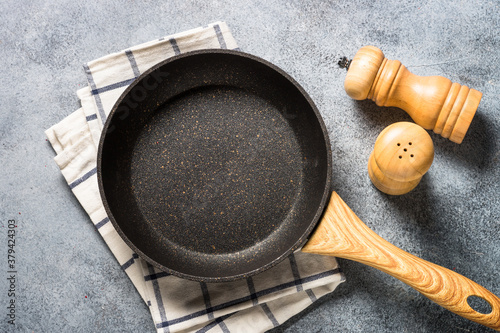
[97,49,332,282]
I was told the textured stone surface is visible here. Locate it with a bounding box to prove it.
[0,0,499,332]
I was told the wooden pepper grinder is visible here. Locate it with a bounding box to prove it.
[368,122,434,195]
[344,46,482,144]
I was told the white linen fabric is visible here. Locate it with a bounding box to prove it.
[46,22,345,333]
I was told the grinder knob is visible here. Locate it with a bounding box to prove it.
[368,122,434,195]
[344,46,482,144]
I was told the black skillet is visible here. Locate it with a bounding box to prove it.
[97,49,500,330]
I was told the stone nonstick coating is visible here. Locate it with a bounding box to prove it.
[97,50,332,282]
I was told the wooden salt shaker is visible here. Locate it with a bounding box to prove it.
[368,122,434,195]
[344,46,482,144]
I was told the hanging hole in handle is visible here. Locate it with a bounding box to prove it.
[467,295,493,314]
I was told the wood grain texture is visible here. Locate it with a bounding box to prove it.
[302,192,500,330]
[344,46,482,144]
[368,122,434,195]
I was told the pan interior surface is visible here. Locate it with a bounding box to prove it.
[98,50,331,281]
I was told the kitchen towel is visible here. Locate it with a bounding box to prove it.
[46,22,345,333]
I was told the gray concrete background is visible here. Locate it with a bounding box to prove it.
[0,0,499,332]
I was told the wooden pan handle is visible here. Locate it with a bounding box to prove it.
[344,46,482,144]
[302,192,500,330]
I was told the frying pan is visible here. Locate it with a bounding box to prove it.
[97,49,500,330]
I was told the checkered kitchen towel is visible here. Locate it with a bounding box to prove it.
[46,22,345,333]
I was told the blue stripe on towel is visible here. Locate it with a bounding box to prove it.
[261,303,279,327]
[213,24,227,49]
[306,289,317,302]
[246,277,259,305]
[90,78,136,96]
[85,114,98,121]
[288,254,303,292]
[144,271,171,281]
[68,167,97,189]
[148,263,169,333]
[95,217,109,229]
[83,64,107,125]
[200,282,215,320]
[169,38,181,55]
[121,253,139,270]
[155,267,342,329]
[195,314,232,333]
[125,50,141,78]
